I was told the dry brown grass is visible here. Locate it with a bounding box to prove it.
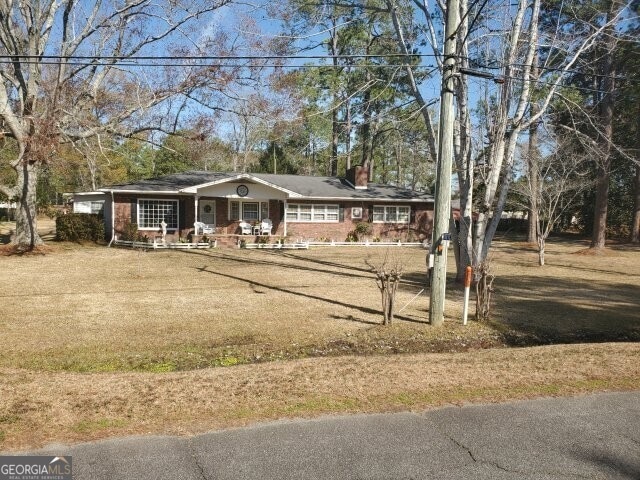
[0,343,638,451]
[0,223,639,450]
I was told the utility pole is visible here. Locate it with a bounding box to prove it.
[429,0,459,326]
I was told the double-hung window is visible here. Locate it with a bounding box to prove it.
[229,201,269,221]
[372,205,410,223]
[138,199,179,230]
[286,204,339,222]
[242,202,259,221]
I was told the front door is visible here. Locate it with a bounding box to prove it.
[199,200,216,228]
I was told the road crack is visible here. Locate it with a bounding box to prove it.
[187,439,209,480]
[445,434,591,478]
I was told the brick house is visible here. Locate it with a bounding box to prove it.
[92,166,434,243]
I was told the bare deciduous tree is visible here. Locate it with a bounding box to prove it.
[366,253,404,325]
[512,135,593,266]
[475,260,494,321]
[386,0,631,323]
[0,0,234,250]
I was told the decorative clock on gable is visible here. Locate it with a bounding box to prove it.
[236,184,249,197]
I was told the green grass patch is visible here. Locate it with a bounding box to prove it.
[0,414,20,424]
[385,378,637,410]
[72,418,128,434]
[283,396,361,415]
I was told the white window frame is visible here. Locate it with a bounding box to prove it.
[74,200,104,214]
[137,199,179,230]
[229,200,240,221]
[242,202,260,221]
[351,207,363,219]
[286,204,340,223]
[229,200,269,221]
[372,205,411,224]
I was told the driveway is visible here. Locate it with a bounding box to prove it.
[21,391,640,479]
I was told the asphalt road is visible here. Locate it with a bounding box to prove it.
[23,391,640,479]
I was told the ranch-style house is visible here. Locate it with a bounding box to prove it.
[74,166,434,244]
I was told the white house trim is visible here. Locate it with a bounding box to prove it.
[180,173,303,198]
[100,189,179,195]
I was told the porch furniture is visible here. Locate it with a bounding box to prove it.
[252,224,261,235]
[260,219,273,235]
[194,221,214,235]
[239,221,253,235]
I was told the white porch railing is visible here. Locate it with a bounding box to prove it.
[114,239,215,249]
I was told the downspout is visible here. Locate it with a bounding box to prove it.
[108,190,116,247]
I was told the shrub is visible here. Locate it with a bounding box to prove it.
[56,214,105,242]
[354,222,372,236]
[120,222,142,241]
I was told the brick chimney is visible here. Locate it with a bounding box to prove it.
[346,165,368,190]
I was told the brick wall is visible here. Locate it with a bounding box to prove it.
[274,201,432,242]
[113,195,433,242]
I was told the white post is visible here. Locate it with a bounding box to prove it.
[462,266,472,325]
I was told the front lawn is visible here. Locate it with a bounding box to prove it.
[0,232,638,450]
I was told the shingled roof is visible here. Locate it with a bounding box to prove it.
[100,171,433,202]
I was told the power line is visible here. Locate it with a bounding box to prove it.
[0,60,437,69]
[0,53,440,60]
[463,58,630,81]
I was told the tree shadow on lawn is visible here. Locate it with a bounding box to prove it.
[493,274,640,345]
[184,248,426,289]
[184,248,374,282]
[194,265,427,325]
[497,259,640,279]
[279,251,374,274]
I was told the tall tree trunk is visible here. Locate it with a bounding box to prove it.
[453,0,473,282]
[331,106,339,177]
[527,53,541,244]
[632,163,640,243]
[14,161,43,250]
[537,234,545,266]
[631,107,640,243]
[395,139,402,186]
[345,99,352,171]
[361,75,372,177]
[330,25,340,177]
[590,1,616,250]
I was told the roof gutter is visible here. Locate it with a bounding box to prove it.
[99,189,180,195]
[297,196,434,203]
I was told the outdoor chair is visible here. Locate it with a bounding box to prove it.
[239,221,253,235]
[259,219,273,235]
[194,221,214,235]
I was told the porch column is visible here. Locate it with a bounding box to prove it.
[283,200,288,237]
[194,195,199,234]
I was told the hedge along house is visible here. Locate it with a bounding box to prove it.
[94,166,434,245]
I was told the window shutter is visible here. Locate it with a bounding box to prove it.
[130,199,137,224]
[368,205,373,222]
[280,201,285,218]
[339,205,344,222]
[410,206,416,223]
